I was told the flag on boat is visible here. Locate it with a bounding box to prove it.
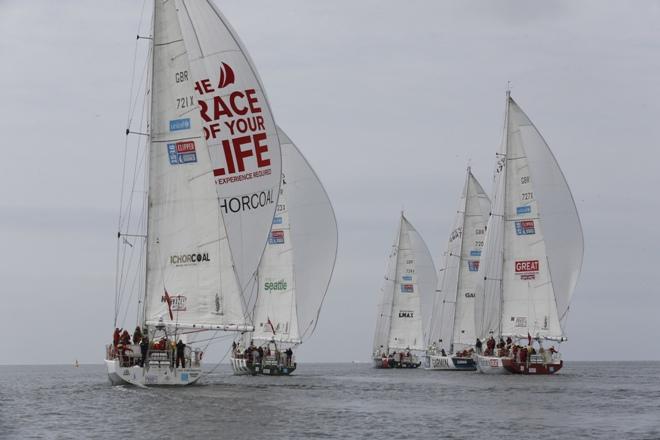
[162,289,174,321]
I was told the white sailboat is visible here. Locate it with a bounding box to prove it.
[426,167,490,371]
[474,91,584,375]
[106,0,283,386]
[373,214,437,369]
[230,127,338,376]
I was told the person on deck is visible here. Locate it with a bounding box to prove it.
[506,336,512,346]
[140,336,149,367]
[486,337,496,355]
[176,340,186,368]
[285,348,293,366]
[113,328,120,347]
[121,329,131,346]
[441,348,446,357]
[133,326,142,345]
[475,338,482,354]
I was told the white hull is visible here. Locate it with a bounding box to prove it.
[426,355,476,371]
[474,355,510,375]
[105,359,202,386]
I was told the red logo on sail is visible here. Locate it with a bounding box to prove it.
[218,62,235,89]
[515,260,539,280]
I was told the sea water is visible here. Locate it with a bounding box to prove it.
[1,362,658,439]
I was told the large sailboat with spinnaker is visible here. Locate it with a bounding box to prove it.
[474,91,584,375]
[230,128,338,376]
[372,213,437,369]
[426,167,490,371]
[106,0,284,386]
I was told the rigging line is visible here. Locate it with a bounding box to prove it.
[202,344,233,378]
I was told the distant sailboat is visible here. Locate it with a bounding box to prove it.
[230,127,338,376]
[474,92,584,375]
[106,0,283,386]
[426,167,490,371]
[373,213,437,369]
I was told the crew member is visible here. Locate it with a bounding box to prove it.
[176,339,186,368]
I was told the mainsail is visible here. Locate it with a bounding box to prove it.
[143,0,282,330]
[475,92,583,342]
[249,127,338,345]
[428,168,490,352]
[373,215,437,352]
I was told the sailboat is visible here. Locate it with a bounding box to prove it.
[474,91,584,375]
[106,0,283,386]
[373,213,437,369]
[230,127,338,376]
[426,167,490,371]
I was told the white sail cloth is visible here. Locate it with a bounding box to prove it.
[144,0,282,329]
[475,93,583,341]
[250,127,338,344]
[429,169,490,352]
[373,215,437,353]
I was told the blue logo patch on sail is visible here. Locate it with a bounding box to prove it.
[169,118,191,131]
[272,216,283,225]
[468,261,480,272]
[516,205,532,215]
[268,230,284,244]
[402,275,413,282]
[400,284,414,293]
[167,141,197,165]
[515,220,536,235]
[470,250,482,257]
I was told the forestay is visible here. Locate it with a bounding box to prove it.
[429,168,490,352]
[144,0,282,330]
[250,127,338,344]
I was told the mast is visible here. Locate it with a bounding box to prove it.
[141,6,156,330]
[385,214,405,351]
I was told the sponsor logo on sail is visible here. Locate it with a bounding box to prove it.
[272,216,283,225]
[162,294,187,312]
[217,62,235,89]
[465,292,476,298]
[167,141,197,165]
[468,260,480,272]
[516,205,532,215]
[264,279,288,292]
[402,275,413,282]
[515,220,536,235]
[449,227,462,242]
[470,250,482,257]
[169,253,210,266]
[169,118,191,132]
[399,310,414,318]
[512,316,528,328]
[400,284,414,293]
[220,189,274,214]
[515,259,539,280]
[268,230,285,245]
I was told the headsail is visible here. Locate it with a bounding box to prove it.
[475,92,583,341]
[374,215,437,352]
[144,0,282,330]
[250,127,338,345]
[428,168,490,352]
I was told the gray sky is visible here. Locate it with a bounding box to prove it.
[1,0,659,365]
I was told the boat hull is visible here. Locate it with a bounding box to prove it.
[502,358,563,375]
[230,357,296,376]
[105,359,202,386]
[426,355,476,371]
[372,357,421,369]
[475,355,510,374]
